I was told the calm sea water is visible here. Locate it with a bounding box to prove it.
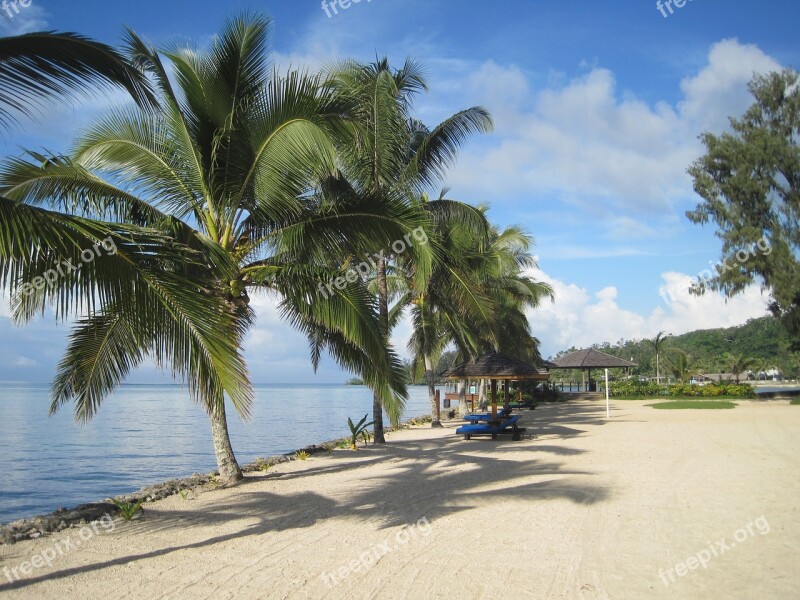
[0,383,438,524]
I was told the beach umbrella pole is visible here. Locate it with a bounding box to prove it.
[605,368,610,418]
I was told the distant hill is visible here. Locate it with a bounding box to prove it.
[552,316,799,379]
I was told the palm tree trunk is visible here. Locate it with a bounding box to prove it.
[209,401,243,484]
[458,380,467,416]
[479,378,487,409]
[372,253,389,443]
[425,354,442,427]
[656,353,660,384]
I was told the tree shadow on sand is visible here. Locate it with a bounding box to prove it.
[0,400,613,591]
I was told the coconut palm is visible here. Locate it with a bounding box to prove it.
[465,220,554,361]
[401,210,553,425]
[0,30,156,131]
[323,58,493,441]
[399,195,493,426]
[724,353,756,383]
[666,349,694,384]
[646,331,671,384]
[0,14,410,483]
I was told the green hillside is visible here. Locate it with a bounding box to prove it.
[552,316,799,380]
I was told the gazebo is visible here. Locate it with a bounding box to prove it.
[442,352,550,420]
[550,348,637,392]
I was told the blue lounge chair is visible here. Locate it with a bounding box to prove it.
[456,414,524,441]
[462,406,512,423]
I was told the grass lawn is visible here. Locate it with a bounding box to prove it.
[791,398,800,405]
[614,395,752,401]
[648,401,738,410]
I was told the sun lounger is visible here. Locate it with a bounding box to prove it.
[462,406,512,423]
[456,414,525,441]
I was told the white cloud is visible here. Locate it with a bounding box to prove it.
[679,39,782,134]
[13,356,37,367]
[529,268,771,358]
[447,39,784,220]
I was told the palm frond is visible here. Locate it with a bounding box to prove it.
[0,31,156,131]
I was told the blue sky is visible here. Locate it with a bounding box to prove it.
[1,0,797,383]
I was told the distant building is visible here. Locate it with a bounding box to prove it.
[694,373,736,383]
[759,369,783,382]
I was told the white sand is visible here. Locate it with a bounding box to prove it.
[1,399,798,599]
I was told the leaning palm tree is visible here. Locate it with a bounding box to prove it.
[399,195,494,427]
[466,220,554,361]
[402,211,553,424]
[0,14,410,483]
[646,331,671,384]
[458,220,553,409]
[323,58,493,441]
[0,30,156,131]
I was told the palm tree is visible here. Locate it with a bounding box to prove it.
[399,195,494,427]
[646,331,671,384]
[463,219,554,361]
[0,31,156,131]
[724,353,756,383]
[0,14,410,483]
[323,58,493,441]
[401,210,553,424]
[666,349,693,384]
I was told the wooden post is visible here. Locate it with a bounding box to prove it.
[491,379,498,420]
[503,379,510,410]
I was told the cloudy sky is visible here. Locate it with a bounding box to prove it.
[1,0,797,383]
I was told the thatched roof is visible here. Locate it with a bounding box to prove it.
[442,352,550,380]
[550,348,637,370]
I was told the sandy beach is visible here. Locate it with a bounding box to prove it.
[1,398,797,599]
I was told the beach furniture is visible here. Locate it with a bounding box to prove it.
[462,406,513,422]
[456,414,525,441]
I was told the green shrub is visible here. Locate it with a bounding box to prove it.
[608,380,756,399]
[111,498,144,521]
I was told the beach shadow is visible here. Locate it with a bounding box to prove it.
[0,399,613,591]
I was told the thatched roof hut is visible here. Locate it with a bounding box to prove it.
[550,348,637,393]
[442,352,550,381]
[551,348,637,370]
[442,352,550,418]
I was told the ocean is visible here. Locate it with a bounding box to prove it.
[0,383,438,524]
